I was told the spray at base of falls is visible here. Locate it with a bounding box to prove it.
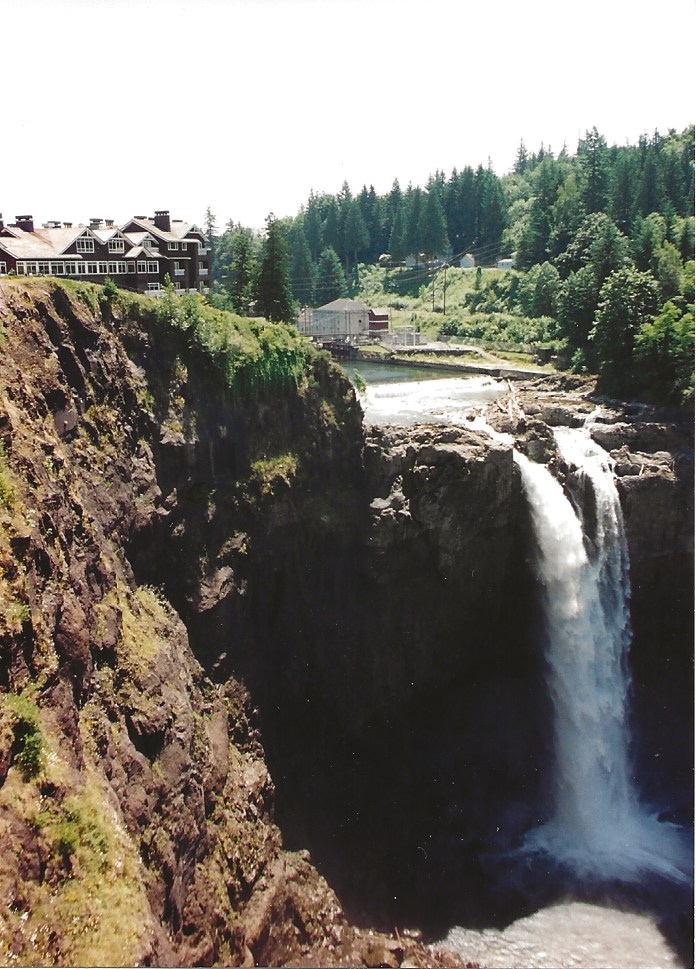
[516,426,691,887]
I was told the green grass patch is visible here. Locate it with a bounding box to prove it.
[0,443,15,509]
[250,452,298,494]
[2,691,45,779]
[51,278,317,407]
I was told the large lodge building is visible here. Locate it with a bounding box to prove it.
[0,210,209,294]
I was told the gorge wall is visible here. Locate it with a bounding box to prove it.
[0,280,692,966]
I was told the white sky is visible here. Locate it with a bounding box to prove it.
[2,0,694,232]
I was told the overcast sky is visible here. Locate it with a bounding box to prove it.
[2,0,694,232]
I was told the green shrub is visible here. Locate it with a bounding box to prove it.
[0,443,14,509]
[4,692,45,779]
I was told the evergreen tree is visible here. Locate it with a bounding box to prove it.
[343,199,370,269]
[255,214,296,323]
[315,247,347,304]
[204,205,219,280]
[289,222,316,306]
[548,171,585,259]
[514,140,529,174]
[388,205,407,263]
[228,228,258,315]
[322,198,341,260]
[477,168,506,258]
[609,150,638,231]
[578,127,609,213]
[304,200,324,261]
[635,147,666,218]
[403,185,424,261]
[421,188,450,259]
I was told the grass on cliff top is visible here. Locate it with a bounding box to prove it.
[6,275,319,404]
[97,278,316,402]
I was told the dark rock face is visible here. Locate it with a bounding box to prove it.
[0,281,463,967]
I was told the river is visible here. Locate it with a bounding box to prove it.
[343,360,504,425]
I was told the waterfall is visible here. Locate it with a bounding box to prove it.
[516,426,690,886]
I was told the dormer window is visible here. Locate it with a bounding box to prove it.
[76,236,94,253]
[168,241,179,250]
[108,237,125,252]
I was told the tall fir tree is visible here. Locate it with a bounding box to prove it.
[421,188,450,258]
[255,214,296,323]
[315,247,347,304]
[289,222,316,307]
[228,228,258,315]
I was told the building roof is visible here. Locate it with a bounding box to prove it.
[124,217,204,244]
[0,212,203,262]
[92,227,124,243]
[35,226,89,253]
[315,298,370,312]
[0,230,59,259]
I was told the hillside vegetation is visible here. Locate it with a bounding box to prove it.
[209,125,694,406]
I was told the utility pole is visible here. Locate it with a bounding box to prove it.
[443,264,448,314]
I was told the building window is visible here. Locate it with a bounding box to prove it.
[51,262,65,275]
[0,262,6,274]
[76,237,94,253]
[168,241,179,250]
[147,261,158,273]
[127,262,135,274]
[174,261,185,276]
[137,261,147,273]
[147,282,161,291]
[181,243,187,251]
[86,262,99,274]
[108,238,125,252]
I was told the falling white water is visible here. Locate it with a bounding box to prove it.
[517,427,690,885]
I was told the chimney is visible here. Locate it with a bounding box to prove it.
[90,218,103,228]
[154,209,171,232]
[105,219,114,227]
[15,215,34,233]
[0,213,4,232]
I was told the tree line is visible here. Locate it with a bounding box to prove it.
[207,125,694,404]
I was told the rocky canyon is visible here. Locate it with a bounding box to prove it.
[0,279,692,967]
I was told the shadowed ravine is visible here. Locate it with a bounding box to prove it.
[269,373,693,967]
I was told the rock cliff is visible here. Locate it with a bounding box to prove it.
[0,279,691,966]
[0,280,462,967]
